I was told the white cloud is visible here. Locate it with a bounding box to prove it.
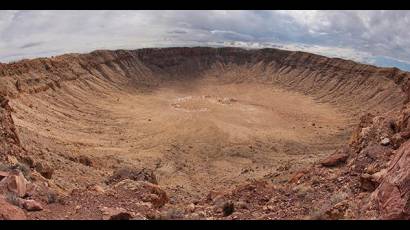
[0,10,409,71]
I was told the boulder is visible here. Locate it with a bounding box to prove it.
[380,138,390,146]
[18,199,43,211]
[320,147,349,167]
[100,207,132,220]
[34,161,53,179]
[0,170,28,197]
[0,195,27,220]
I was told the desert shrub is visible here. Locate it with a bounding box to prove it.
[5,192,20,206]
[0,162,11,171]
[106,167,158,185]
[308,202,331,220]
[46,192,58,204]
[11,162,31,180]
[329,191,348,205]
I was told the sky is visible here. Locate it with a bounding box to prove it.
[1,10,410,71]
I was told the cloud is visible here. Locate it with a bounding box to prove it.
[210,30,254,41]
[19,42,43,49]
[167,29,188,34]
[0,10,409,71]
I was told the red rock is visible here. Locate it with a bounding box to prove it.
[0,195,27,220]
[320,148,349,167]
[371,140,410,219]
[0,171,9,180]
[289,171,305,184]
[18,199,43,211]
[0,170,28,197]
[34,161,54,179]
[100,207,132,220]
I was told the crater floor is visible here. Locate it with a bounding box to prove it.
[10,76,353,200]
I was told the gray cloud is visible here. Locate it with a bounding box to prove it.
[167,30,188,34]
[19,42,43,49]
[0,10,410,70]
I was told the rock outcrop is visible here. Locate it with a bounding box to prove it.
[320,146,350,167]
[0,95,24,161]
[368,129,410,219]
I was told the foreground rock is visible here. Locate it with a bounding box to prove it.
[320,147,350,167]
[0,95,24,161]
[370,140,410,219]
[0,195,27,220]
[100,207,132,220]
[18,199,43,211]
[0,170,28,197]
[24,178,169,220]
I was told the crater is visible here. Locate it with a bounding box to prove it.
[0,47,408,212]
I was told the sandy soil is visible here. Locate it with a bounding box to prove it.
[9,76,352,202]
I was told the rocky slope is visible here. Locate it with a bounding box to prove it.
[0,47,409,219]
[0,47,407,112]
